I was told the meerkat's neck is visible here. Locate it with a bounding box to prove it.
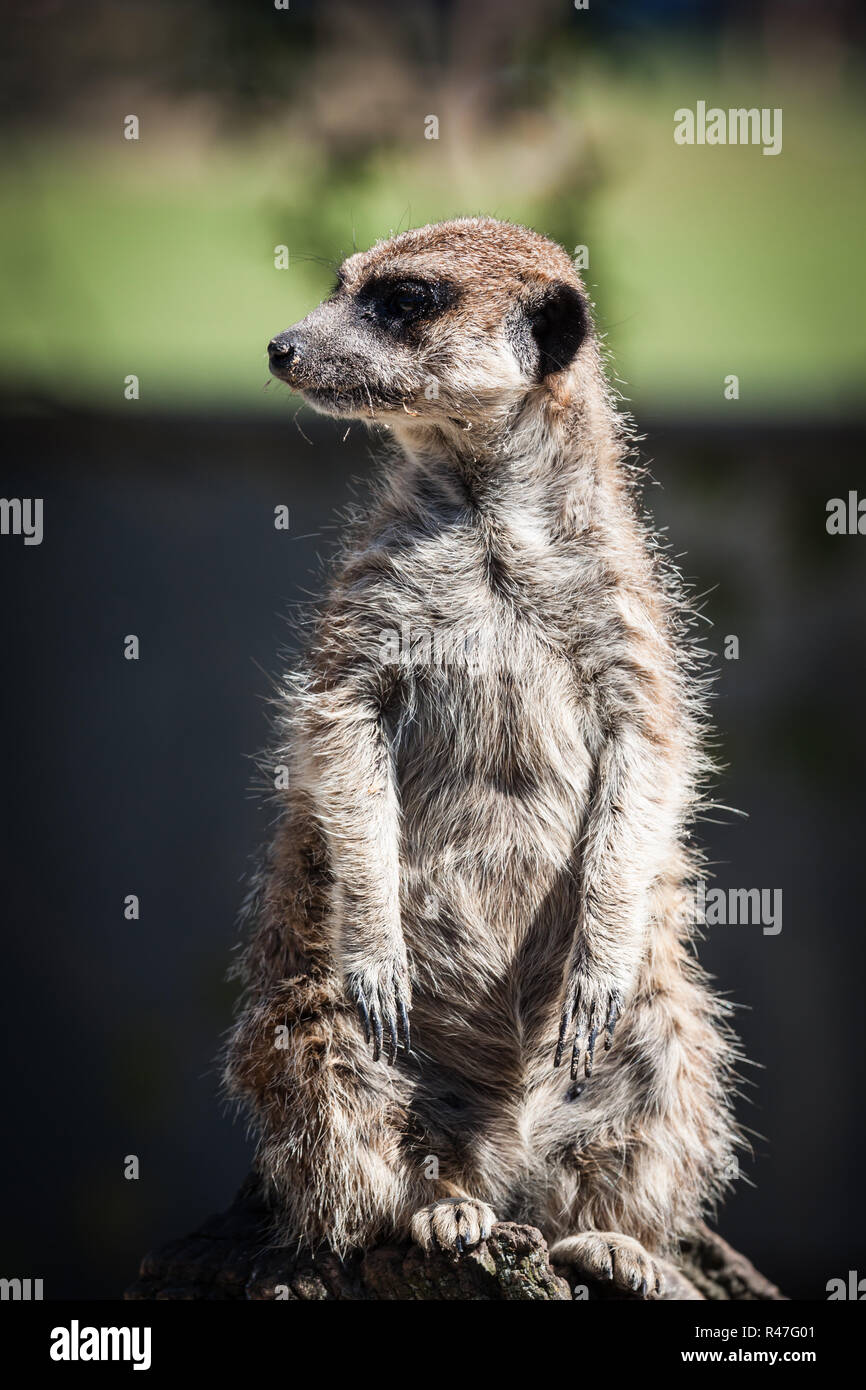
[386,387,627,541]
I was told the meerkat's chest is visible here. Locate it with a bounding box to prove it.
[387,577,595,868]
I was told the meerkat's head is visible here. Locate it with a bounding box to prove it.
[267,218,593,441]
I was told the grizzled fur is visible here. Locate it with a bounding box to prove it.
[224,218,740,1297]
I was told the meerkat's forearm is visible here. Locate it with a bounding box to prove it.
[558,660,689,1075]
[298,673,409,1056]
[588,715,683,937]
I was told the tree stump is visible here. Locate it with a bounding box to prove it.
[125,1175,785,1301]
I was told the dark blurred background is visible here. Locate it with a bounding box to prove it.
[1,0,865,1300]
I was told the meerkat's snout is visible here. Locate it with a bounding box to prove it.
[267,288,426,419]
[267,332,298,370]
[267,218,592,426]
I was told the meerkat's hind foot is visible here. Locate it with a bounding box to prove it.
[410,1198,496,1254]
[550,1232,667,1300]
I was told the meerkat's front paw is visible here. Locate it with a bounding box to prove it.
[550,1232,665,1299]
[554,965,624,1079]
[347,961,411,1064]
[410,1198,496,1254]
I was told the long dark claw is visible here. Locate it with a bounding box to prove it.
[605,997,620,1051]
[386,1011,399,1064]
[584,1024,599,1079]
[570,1028,582,1081]
[554,998,574,1068]
[371,1007,383,1062]
[398,997,411,1053]
[356,995,371,1044]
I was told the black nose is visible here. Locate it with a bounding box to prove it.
[268,333,299,368]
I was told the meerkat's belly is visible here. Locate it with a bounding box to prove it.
[392,648,594,1066]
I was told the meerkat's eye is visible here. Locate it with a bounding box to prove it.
[358,276,455,331]
[383,282,435,319]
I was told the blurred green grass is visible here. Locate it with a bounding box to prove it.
[2,59,864,418]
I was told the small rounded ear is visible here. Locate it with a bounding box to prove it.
[528,281,588,378]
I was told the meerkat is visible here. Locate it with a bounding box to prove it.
[224,217,740,1299]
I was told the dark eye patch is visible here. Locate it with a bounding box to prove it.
[356,275,457,333]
